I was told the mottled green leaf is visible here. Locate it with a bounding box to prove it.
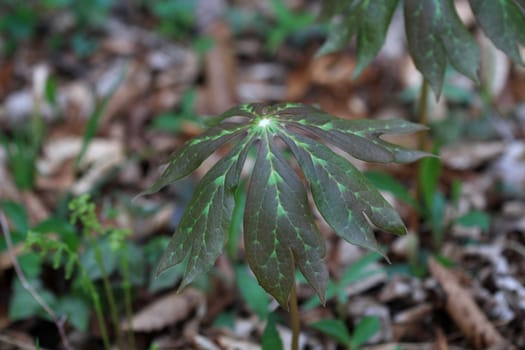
[145,102,428,307]
[317,11,358,56]
[139,124,248,196]
[280,105,430,163]
[319,0,353,19]
[354,0,399,77]
[282,133,405,256]
[318,0,398,78]
[469,0,525,64]
[244,134,327,308]
[157,136,255,290]
[404,0,480,95]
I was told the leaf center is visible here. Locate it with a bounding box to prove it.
[258,118,273,128]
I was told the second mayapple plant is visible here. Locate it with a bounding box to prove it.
[142,102,429,307]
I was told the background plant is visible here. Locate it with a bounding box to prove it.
[21,195,140,350]
[319,0,525,96]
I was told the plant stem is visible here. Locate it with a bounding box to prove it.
[290,282,300,350]
[0,211,73,350]
[410,78,429,260]
[88,283,112,350]
[417,79,429,150]
[92,241,124,349]
[121,249,137,350]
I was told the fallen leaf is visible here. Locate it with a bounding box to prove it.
[428,257,509,350]
[441,141,506,170]
[122,288,205,332]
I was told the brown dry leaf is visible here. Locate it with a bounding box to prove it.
[193,334,221,350]
[202,21,237,114]
[0,59,14,98]
[122,288,205,332]
[479,32,510,98]
[434,326,449,350]
[37,137,124,195]
[428,258,510,350]
[0,330,45,350]
[363,343,467,350]
[393,303,433,324]
[237,63,287,102]
[216,336,260,350]
[310,53,359,87]
[20,191,49,225]
[95,59,152,125]
[0,161,20,201]
[441,141,506,170]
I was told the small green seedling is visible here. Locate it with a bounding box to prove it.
[25,195,137,350]
[151,89,200,134]
[304,252,383,313]
[310,315,381,350]
[266,0,316,51]
[262,313,284,350]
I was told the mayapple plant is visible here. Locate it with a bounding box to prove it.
[141,103,429,308]
[319,0,525,96]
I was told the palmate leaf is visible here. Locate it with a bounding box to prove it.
[144,103,429,308]
[318,0,398,78]
[318,0,525,97]
[403,0,480,96]
[469,0,525,64]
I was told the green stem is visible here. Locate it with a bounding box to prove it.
[121,250,136,350]
[226,182,247,261]
[290,282,300,350]
[81,268,111,350]
[93,242,124,349]
[411,78,429,259]
[417,79,429,150]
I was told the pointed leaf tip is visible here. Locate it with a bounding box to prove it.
[404,0,480,96]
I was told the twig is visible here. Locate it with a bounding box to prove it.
[0,333,52,350]
[504,240,525,260]
[428,257,510,350]
[0,210,73,350]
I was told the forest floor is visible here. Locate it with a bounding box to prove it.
[1,1,524,349]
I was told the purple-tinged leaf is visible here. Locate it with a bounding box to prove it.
[318,0,398,78]
[280,105,430,163]
[469,0,525,64]
[319,0,353,19]
[244,134,327,309]
[139,124,248,196]
[404,0,480,96]
[145,102,429,308]
[156,136,255,289]
[282,133,405,256]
